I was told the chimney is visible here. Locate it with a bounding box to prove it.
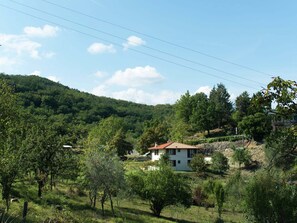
[154,142,157,147]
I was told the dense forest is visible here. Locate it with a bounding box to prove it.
[0,74,297,222]
[0,73,173,144]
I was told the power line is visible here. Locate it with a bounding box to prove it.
[0,2,260,90]
[41,0,273,78]
[9,0,266,86]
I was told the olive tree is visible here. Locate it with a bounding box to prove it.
[83,147,125,215]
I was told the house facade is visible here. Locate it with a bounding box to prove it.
[149,142,204,171]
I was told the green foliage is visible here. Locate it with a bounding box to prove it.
[214,183,225,219]
[23,122,69,197]
[233,91,250,123]
[169,119,191,143]
[211,152,229,173]
[108,129,133,156]
[159,153,170,166]
[127,165,192,217]
[238,112,272,142]
[225,170,245,212]
[137,120,170,154]
[203,180,225,219]
[0,73,173,141]
[190,154,206,173]
[232,147,251,168]
[265,128,297,170]
[83,147,125,215]
[263,76,297,116]
[244,171,297,223]
[190,92,212,133]
[209,83,233,128]
[175,90,193,124]
[0,80,25,210]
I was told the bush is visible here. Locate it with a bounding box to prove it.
[211,152,229,173]
[190,154,206,173]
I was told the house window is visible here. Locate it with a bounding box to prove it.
[154,150,159,155]
[171,160,176,167]
[167,149,176,155]
[178,149,181,152]
[187,149,197,158]
[178,160,180,164]
[187,160,191,165]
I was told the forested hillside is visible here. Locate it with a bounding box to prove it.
[0,73,173,142]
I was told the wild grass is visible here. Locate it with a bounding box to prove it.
[0,173,246,223]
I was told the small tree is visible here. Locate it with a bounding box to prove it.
[232,147,251,168]
[238,112,271,142]
[214,183,225,219]
[244,171,297,223]
[211,152,229,173]
[265,128,297,170]
[127,165,192,217]
[190,154,206,173]
[203,180,225,219]
[83,147,125,215]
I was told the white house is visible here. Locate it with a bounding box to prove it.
[148,142,204,171]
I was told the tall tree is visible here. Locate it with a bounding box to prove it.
[209,84,233,128]
[262,76,297,117]
[137,120,170,153]
[0,80,24,210]
[175,91,193,124]
[238,112,272,142]
[24,123,65,197]
[233,91,251,123]
[190,92,212,134]
[108,129,133,156]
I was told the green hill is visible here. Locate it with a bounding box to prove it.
[0,73,173,142]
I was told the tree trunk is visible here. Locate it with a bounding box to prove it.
[1,180,12,211]
[38,180,44,197]
[150,202,163,217]
[108,191,115,216]
[101,191,107,216]
[50,174,53,191]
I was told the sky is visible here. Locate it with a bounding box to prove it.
[0,0,297,105]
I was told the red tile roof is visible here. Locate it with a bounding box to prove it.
[148,142,198,150]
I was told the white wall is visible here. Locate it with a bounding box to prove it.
[151,149,197,171]
[151,149,165,161]
[169,149,191,171]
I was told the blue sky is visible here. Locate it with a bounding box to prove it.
[1,0,296,105]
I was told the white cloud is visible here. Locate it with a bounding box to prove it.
[92,84,107,96]
[87,42,116,54]
[123,35,146,50]
[47,75,59,82]
[43,51,56,58]
[107,66,164,87]
[195,86,212,96]
[91,86,179,105]
[30,70,41,76]
[94,71,108,78]
[23,25,59,38]
[29,70,59,82]
[0,33,41,59]
[0,57,17,66]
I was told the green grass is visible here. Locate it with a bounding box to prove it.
[0,177,246,223]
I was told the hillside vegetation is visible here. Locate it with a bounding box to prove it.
[0,75,297,223]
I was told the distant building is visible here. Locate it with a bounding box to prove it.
[148,142,204,171]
